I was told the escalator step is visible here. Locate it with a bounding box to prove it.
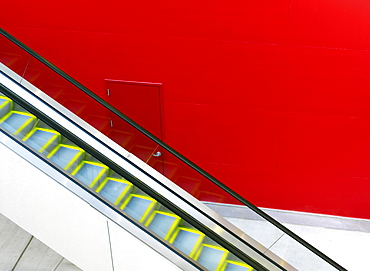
[0,111,36,138]
[169,227,205,258]
[145,211,181,240]
[121,194,157,223]
[47,144,85,172]
[0,96,12,118]
[194,244,229,271]
[72,161,109,189]
[96,177,133,205]
[221,261,253,271]
[23,128,61,155]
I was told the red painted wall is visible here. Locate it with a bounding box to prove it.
[2,0,370,218]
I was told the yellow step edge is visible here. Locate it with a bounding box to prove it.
[194,244,229,271]
[71,161,110,188]
[0,111,37,136]
[23,127,61,153]
[96,177,133,205]
[221,260,253,271]
[0,95,12,102]
[0,96,13,110]
[0,110,36,121]
[169,227,205,258]
[47,144,85,170]
[120,194,158,223]
[144,211,181,241]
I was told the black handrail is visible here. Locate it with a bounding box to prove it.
[0,28,346,271]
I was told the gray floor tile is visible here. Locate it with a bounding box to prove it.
[13,237,63,271]
[0,213,32,271]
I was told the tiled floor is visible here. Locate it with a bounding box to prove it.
[207,202,370,271]
[0,213,81,271]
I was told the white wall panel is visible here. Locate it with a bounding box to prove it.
[0,140,181,271]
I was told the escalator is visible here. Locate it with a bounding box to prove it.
[0,29,346,271]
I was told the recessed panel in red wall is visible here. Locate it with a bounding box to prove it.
[106,80,163,139]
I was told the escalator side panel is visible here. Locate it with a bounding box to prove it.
[0,132,190,271]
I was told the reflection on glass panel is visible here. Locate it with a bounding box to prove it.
[0,91,256,271]
[0,35,30,77]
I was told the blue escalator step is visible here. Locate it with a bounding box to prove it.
[47,144,84,172]
[96,177,133,205]
[169,227,205,258]
[23,128,60,155]
[0,111,36,138]
[72,161,109,189]
[0,97,6,106]
[0,96,12,118]
[145,211,181,240]
[121,194,157,223]
[222,261,253,271]
[195,244,229,271]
